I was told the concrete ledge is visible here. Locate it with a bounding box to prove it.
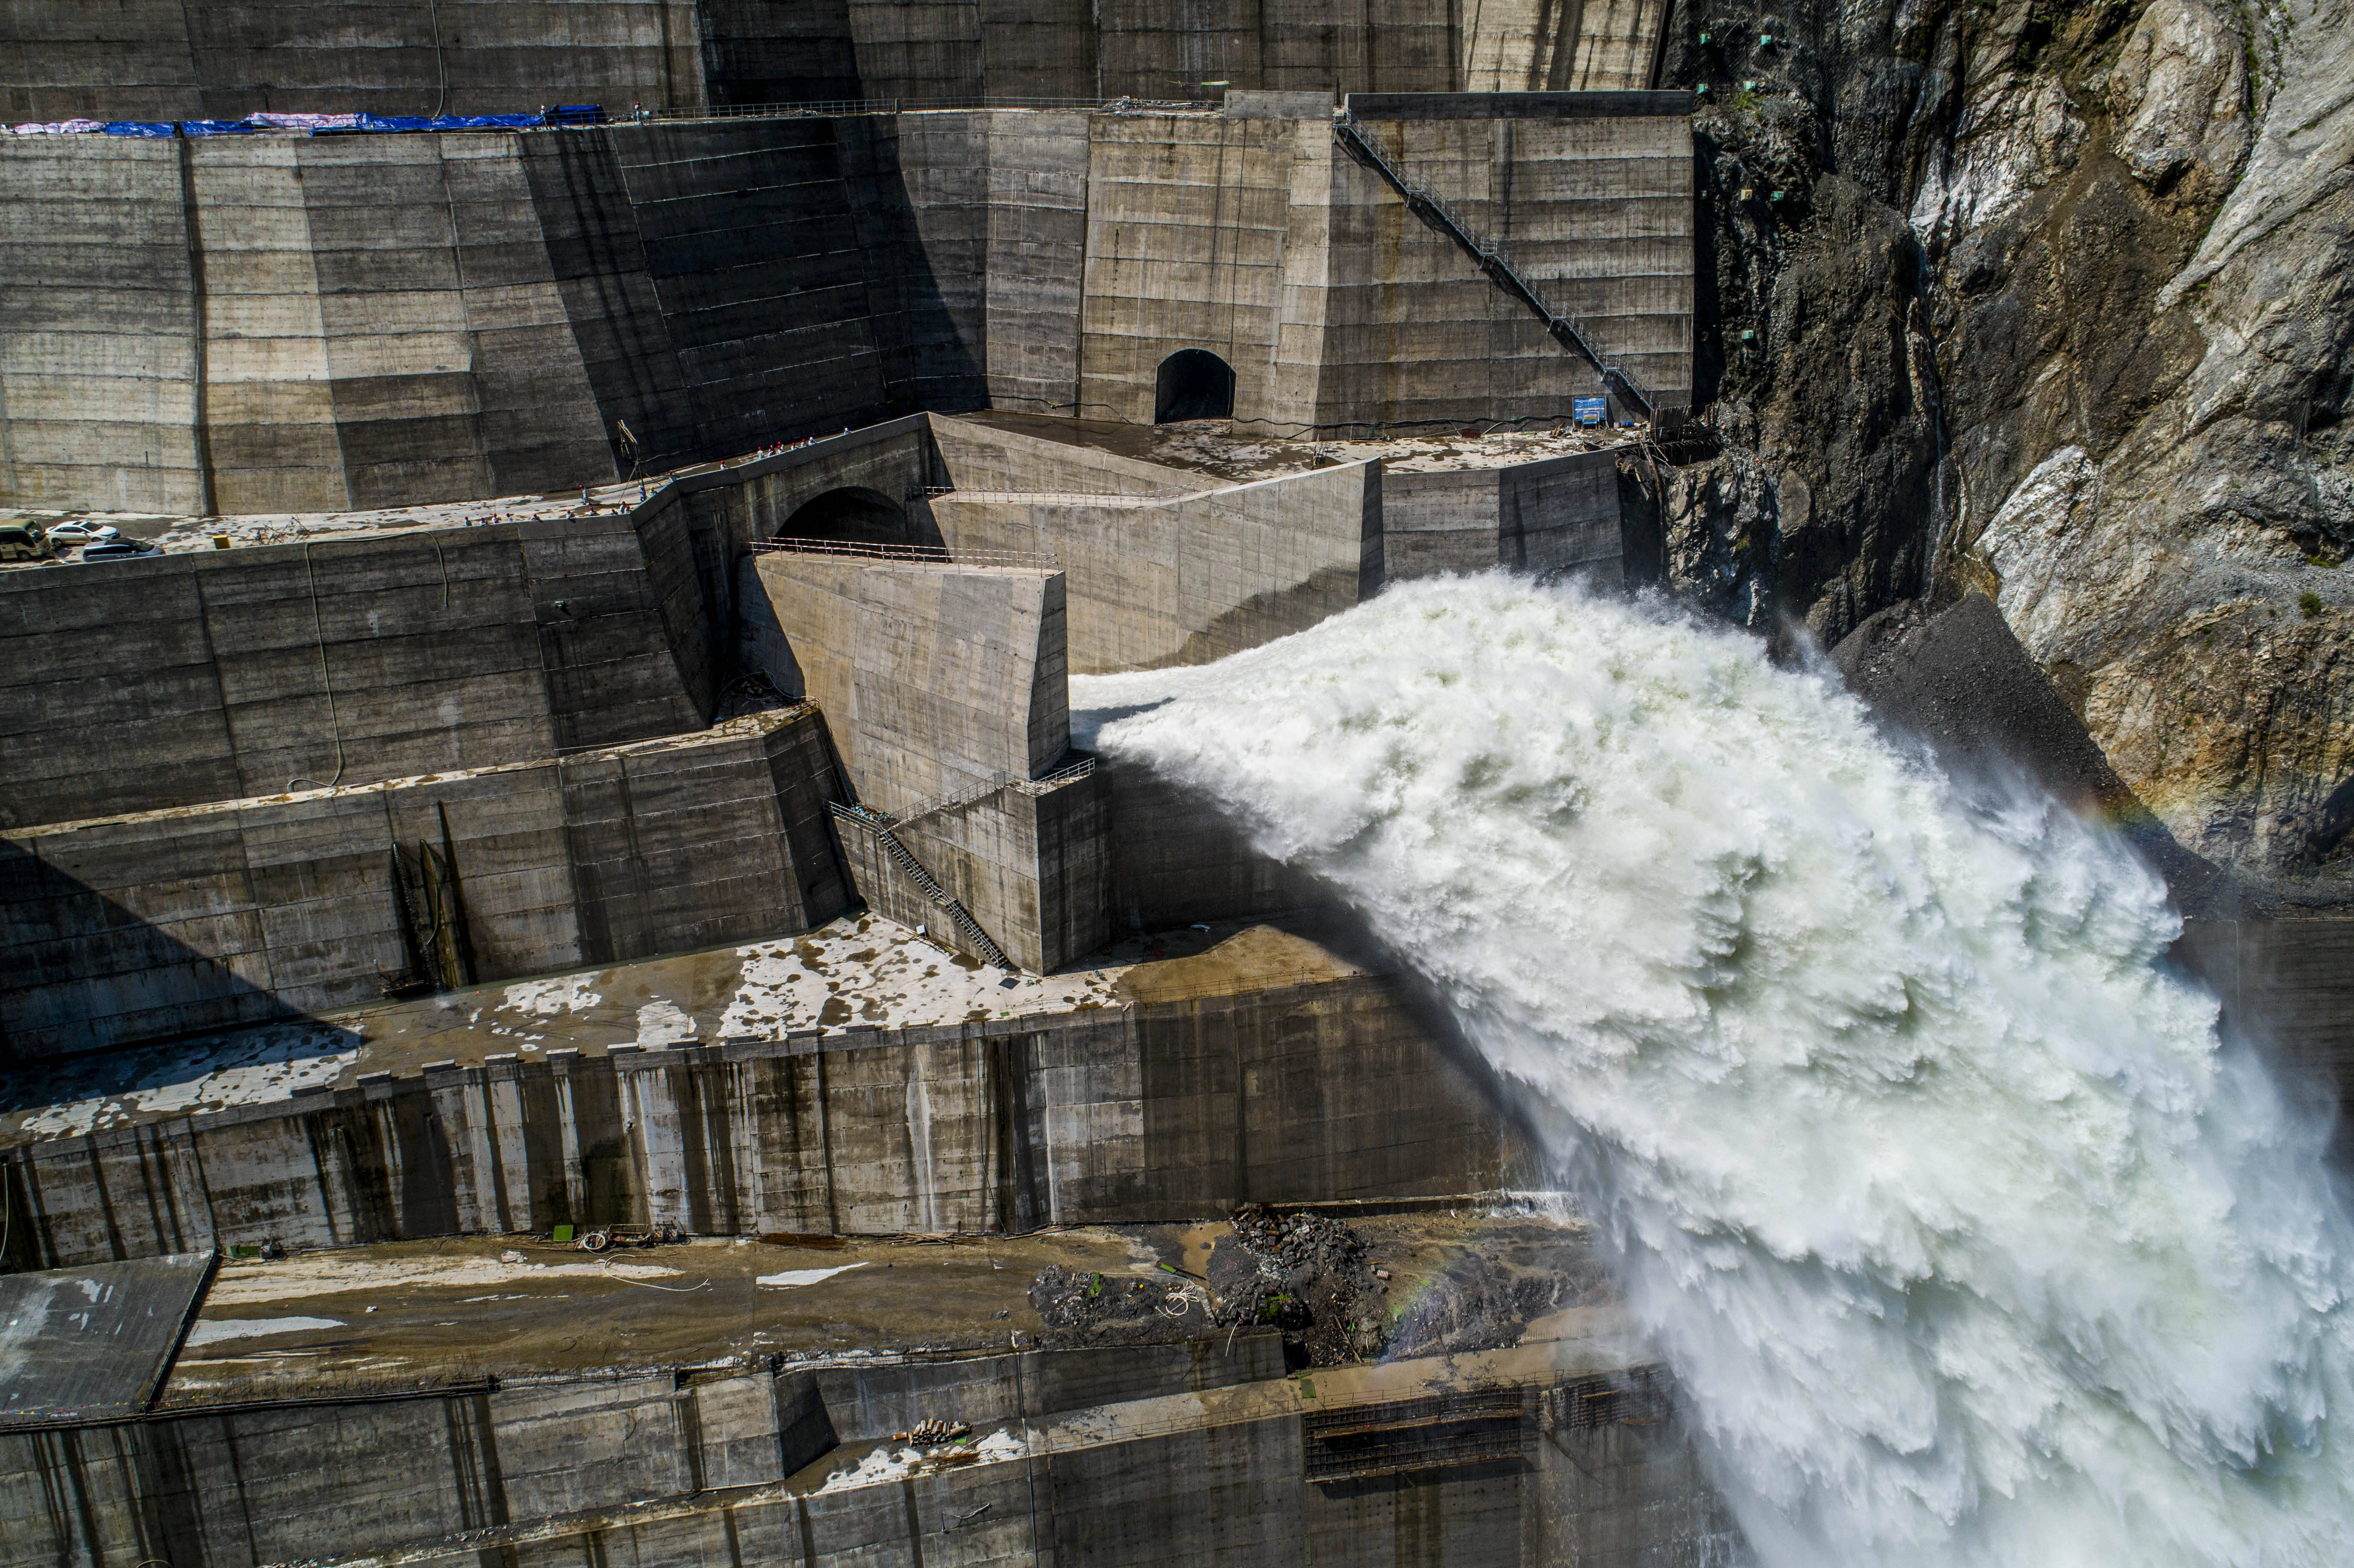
[1344,91,1697,119]
[1,970,1535,1268]
[0,1329,1742,1568]
[0,707,849,1063]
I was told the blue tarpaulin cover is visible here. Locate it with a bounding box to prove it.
[356,112,550,132]
[15,104,604,138]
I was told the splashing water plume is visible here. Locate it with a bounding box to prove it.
[1078,575,2354,1566]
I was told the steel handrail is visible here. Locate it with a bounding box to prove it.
[1334,115,1655,417]
[748,538,1059,570]
[633,96,1216,125]
[828,803,1014,969]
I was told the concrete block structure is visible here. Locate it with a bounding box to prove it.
[0,511,712,829]
[0,20,1740,1560]
[0,397,1647,1067]
[1,969,1531,1265]
[1385,448,1624,579]
[4,96,1693,516]
[0,709,847,1062]
[3,3,1672,123]
[838,768,1113,975]
[740,552,1069,815]
[0,1326,1745,1568]
[931,461,1383,672]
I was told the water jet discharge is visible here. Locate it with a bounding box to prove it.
[6,4,2352,1557]
[1078,576,2354,1565]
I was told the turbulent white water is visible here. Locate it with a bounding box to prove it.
[1075,575,2354,1567]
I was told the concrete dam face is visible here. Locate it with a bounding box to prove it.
[3,95,1694,516]
[7,6,2354,1568]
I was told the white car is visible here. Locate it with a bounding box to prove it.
[44,521,118,545]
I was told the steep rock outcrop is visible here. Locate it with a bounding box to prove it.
[1661,0,2352,902]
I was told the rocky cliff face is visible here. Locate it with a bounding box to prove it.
[1658,0,2353,905]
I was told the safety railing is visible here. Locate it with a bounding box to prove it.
[936,489,1204,507]
[828,803,1014,970]
[1334,115,1656,418]
[863,754,1096,832]
[634,96,1216,125]
[747,538,1060,570]
[1012,756,1098,795]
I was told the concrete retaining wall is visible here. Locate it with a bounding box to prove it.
[1385,448,1625,581]
[1324,105,1695,428]
[0,709,849,1063]
[893,772,1114,974]
[2174,916,2354,1129]
[0,1336,1285,1568]
[6,3,1671,123]
[6,105,1692,514]
[1,1,707,124]
[0,974,1533,1267]
[740,554,1067,815]
[1,1346,1741,1568]
[0,1334,1748,1568]
[928,415,1201,498]
[1102,766,1320,936]
[0,512,711,831]
[427,1389,1737,1568]
[931,461,1382,672]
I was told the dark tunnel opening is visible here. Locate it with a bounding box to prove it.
[1154,349,1236,423]
[775,486,913,545]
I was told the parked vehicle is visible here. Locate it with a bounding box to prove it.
[0,523,52,563]
[78,538,160,561]
[44,520,116,544]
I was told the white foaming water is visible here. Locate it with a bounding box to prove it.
[1077,576,2354,1566]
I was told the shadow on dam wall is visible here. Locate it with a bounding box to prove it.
[520,117,990,480]
[0,839,318,1068]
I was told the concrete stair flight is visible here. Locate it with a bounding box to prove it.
[829,801,1016,970]
[1335,114,1657,418]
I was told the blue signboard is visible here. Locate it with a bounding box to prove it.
[1572,397,1607,427]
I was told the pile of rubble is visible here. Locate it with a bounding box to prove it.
[1205,1204,1391,1368]
[1387,1245,1612,1358]
[1028,1264,1209,1347]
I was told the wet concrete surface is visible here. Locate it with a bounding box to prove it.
[959,410,1636,482]
[159,1206,1608,1407]
[0,918,1364,1148]
[0,412,1633,576]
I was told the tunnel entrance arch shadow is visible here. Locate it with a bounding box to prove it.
[776,486,913,546]
[1154,350,1236,423]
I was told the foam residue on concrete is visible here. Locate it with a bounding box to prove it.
[0,1022,362,1141]
[719,918,1126,1039]
[502,976,601,1017]
[816,1428,1026,1493]
[757,1262,872,1288]
[183,1316,346,1347]
[635,999,699,1046]
[206,1254,685,1307]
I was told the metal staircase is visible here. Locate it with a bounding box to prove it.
[1334,114,1657,419]
[829,802,1015,971]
